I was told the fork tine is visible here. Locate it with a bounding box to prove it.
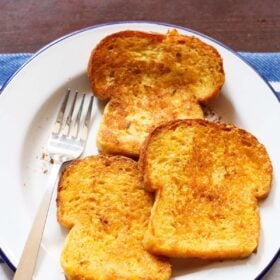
[85,95,94,128]
[79,95,94,141]
[70,94,85,139]
[62,90,78,136]
[52,89,70,135]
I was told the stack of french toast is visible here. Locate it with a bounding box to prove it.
[56,30,272,279]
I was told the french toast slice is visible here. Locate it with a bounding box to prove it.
[88,30,225,157]
[57,155,171,280]
[139,119,272,259]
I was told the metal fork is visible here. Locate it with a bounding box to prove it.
[13,89,94,280]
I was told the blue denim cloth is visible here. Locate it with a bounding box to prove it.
[0,52,279,266]
[239,52,280,82]
[0,53,32,88]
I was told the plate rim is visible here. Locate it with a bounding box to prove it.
[0,20,279,279]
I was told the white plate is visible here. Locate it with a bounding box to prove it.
[0,21,279,280]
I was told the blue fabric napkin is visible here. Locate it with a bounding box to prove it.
[0,53,32,88]
[0,52,279,270]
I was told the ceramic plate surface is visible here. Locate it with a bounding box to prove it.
[0,21,279,279]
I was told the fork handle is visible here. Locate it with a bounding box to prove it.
[13,162,62,280]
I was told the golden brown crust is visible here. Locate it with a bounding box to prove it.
[88,30,165,100]
[57,155,136,227]
[88,30,225,156]
[57,155,171,279]
[139,119,272,259]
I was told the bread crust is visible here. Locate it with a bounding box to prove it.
[139,119,272,259]
[88,30,225,156]
[57,155,171,280]
[88,30,165,100]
